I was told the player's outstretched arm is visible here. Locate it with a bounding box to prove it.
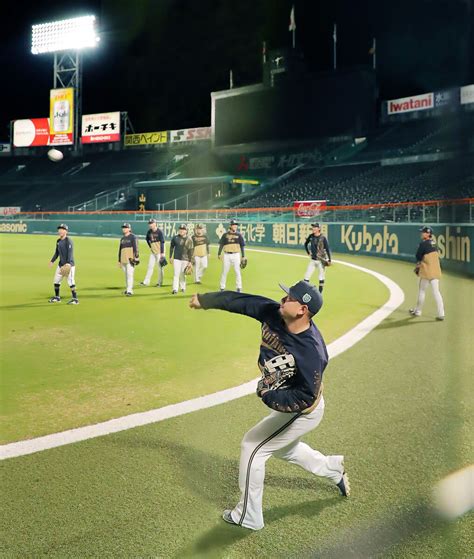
[193,291,279,322]
[189,294,202,309]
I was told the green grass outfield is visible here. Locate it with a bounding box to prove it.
[1,234,473,558]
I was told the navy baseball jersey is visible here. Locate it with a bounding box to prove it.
[304,234,331,261]
[198,291,328,413]
[51,237,74,266]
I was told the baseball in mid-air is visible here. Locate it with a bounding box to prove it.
[47,148,64,162]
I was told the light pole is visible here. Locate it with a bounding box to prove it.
[31,15,100,152]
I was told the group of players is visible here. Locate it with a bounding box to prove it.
[48,220,332,304]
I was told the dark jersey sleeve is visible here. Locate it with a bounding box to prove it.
[66,238,74,264]
[206,235,210,254]
[186,238,193,260]
[217,234,225,256]
[416,240,429,262]
[239,233,245,256]
[118,239,122,262]
[51,241,59,263]
[132,235,139,258]
[198,291,280,322]
[158,230,165,253]
[146,230,152,248]
[323,237,331,260]
[304,235,311,254]
[169,237,175,258]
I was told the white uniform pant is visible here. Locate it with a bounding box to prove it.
[415,278,445,317]
[229,397,343,530]
[220,253,242,290]
[194,255,208,282]
[172,259,188,292]
[121,263,135,293]
[304,259,325,282]
[143,254,164,286]
[53,265,76,288]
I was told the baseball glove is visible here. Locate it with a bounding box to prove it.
[184,262,193,275]
[414,265,420,275]
[256,353,296,397]
[240,257,248,269]
[59,263,72,277]
[129,257,140,267]
[159,256,168,267]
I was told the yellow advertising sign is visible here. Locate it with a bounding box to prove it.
[49,88,74,145]
[124,131,168,146]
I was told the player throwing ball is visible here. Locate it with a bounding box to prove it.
[409,226,445,320]
[140,218,166,287]
[189,281,349,531]
[218,219,246,292]
[118,223,139,296]
[304,223,331,293]
[48,223,79,304]
[169,224,194,294]
[191,224,210,284]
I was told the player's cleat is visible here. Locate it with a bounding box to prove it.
[195,280,201,284]
[181,289,185,293]
[139,282,147,286]
[125,292,133,297]
[436,316,445,321]
[172,290,177,294]
[336,471,351,497]
[48,296,61,303]
[236,288,241,292]
[409,308,421,317]
[155,283,162,287]
[220,288,225,292]
[222,510,238,526]
[67,298,79,305]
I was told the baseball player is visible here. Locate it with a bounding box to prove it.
[191,224,210,284]
[218,219,246,292]
[118,223,139,296]
[48,223,79,305]
[189,281,350,531]
[409,226,445,320]
[169,224,194,294]
[304,223,331,293]
[140,218,166,287]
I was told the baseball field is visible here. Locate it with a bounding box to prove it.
[0,234,472,558]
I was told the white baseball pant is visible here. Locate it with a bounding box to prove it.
[228,397,344,530]
[220,253,242,290]
[172,259,188,292]
[194,255,208,282]
[121,263,135,294]
[53,265,76,287]
[415,278,445,318]
[304,259,325,282]
[142,253,164,286]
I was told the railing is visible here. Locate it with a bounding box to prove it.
[68,181,136,212]
[8,198,473,224]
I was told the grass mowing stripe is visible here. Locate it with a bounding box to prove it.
[0,255,403,460]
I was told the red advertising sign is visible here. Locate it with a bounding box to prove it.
[81,112,121,144]
[387,92,434,115]
[294,200,327,217]
[13,119,50,147]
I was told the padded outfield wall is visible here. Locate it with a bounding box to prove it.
[1,217,472,275]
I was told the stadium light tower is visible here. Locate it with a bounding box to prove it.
[31,15,100,151]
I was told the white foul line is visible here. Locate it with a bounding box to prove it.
[0,251,404,460]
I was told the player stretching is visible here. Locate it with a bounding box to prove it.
[118,223,139,296]
[140,218,166,287]
[191,224,210,284]
[189,281,349,531]
[169,224,194,294]
[409,226,445,320]
[218,219,246,292]
[48,223,79,305]
[304,223,331,293]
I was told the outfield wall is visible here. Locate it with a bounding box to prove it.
[0,219,472,275]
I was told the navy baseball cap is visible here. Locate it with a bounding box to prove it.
[419,226,433,234]
[230,219,239,225]
[311,222,321,228]
[279,280,323,316]
[122,223,131,228]
[148,218,156,224]
[179,223,187,230]
[57,223,68,231]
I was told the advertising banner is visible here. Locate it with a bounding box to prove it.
[124,131,168,146]
[0,207,21,215]
[434,88,458,108]
[81,112,121,143]
[49,88,74,145]
[294,200,327,218]
[13,118,50,147]
[460,84,474,105]
[170,127,211,143]
[387,92,434,115]
[0,143,11,154]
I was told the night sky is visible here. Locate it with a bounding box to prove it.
[1,0,472,140]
